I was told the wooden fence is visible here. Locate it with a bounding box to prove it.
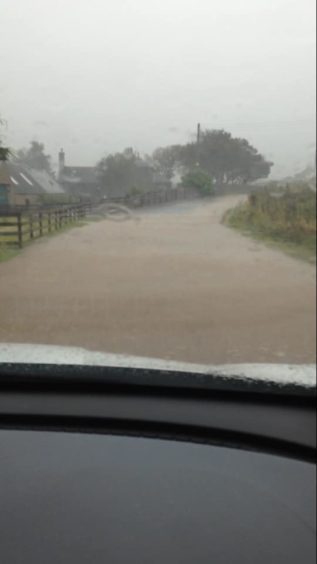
[107,186,191,208]
[0,187,195,249]
[0,203,90,249]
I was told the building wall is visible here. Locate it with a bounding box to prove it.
[13,193,40,206]
[0,184,10,205]
[63,182,98,198]
[8,186,16,206]
[0,185,16,206]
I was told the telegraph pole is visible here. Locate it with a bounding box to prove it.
[196,123,201,167]
[197,123,201,145]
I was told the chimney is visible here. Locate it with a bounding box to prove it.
[58,148,65,178]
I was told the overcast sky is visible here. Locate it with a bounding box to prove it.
[0,0,315,176]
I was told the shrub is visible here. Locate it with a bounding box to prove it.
[182,169,214,196]
[127,186,144,197]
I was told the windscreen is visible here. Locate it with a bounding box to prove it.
[0,0,316,370]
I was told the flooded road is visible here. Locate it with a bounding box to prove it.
[0,196,315,364]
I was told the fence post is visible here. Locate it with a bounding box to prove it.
[17,213,23,248]
[39,212,43,236]
[29,214,34,239]
[48,211,52,233]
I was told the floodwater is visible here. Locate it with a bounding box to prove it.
[0,196,315,364]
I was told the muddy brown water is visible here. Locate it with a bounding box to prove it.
[0,196,315,364]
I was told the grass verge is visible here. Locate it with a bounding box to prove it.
[0,220,87,262]
[223,192,316,264]
[0,244,20,263]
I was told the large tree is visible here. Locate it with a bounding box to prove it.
[96,148,153,197]
[152,145,184,180]
[153,129,273,185]
[17,141,52,173]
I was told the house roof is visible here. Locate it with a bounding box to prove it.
[27,168,64,194]
[60,166,98,185]
[4,162,64,195]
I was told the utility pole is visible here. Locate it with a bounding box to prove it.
[197,123,201,145]
[196,123,201,168]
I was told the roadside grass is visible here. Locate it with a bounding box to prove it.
[0,216,87,262]
[223,188,316,264]
[42,220,88,239]
[85,213,106,222]
[0,244,20,263]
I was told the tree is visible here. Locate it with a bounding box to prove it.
[153,129,273,185]
[0,145,10,162]
[17,141,52,173]
[96,148,154,197]
[152,145,184,180]
[0,116,10,162]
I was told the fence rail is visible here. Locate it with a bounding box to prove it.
[0,187,195,249]
[0,203,91,249]
[106,186,191,208]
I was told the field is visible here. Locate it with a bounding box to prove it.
[224,185,316,263]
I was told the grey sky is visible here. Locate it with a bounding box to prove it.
[1,0,315,176]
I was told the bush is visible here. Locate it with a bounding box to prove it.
[182,169,214,196]
[127,186,144,197]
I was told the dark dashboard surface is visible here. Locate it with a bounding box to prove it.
[0,430,315,564]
